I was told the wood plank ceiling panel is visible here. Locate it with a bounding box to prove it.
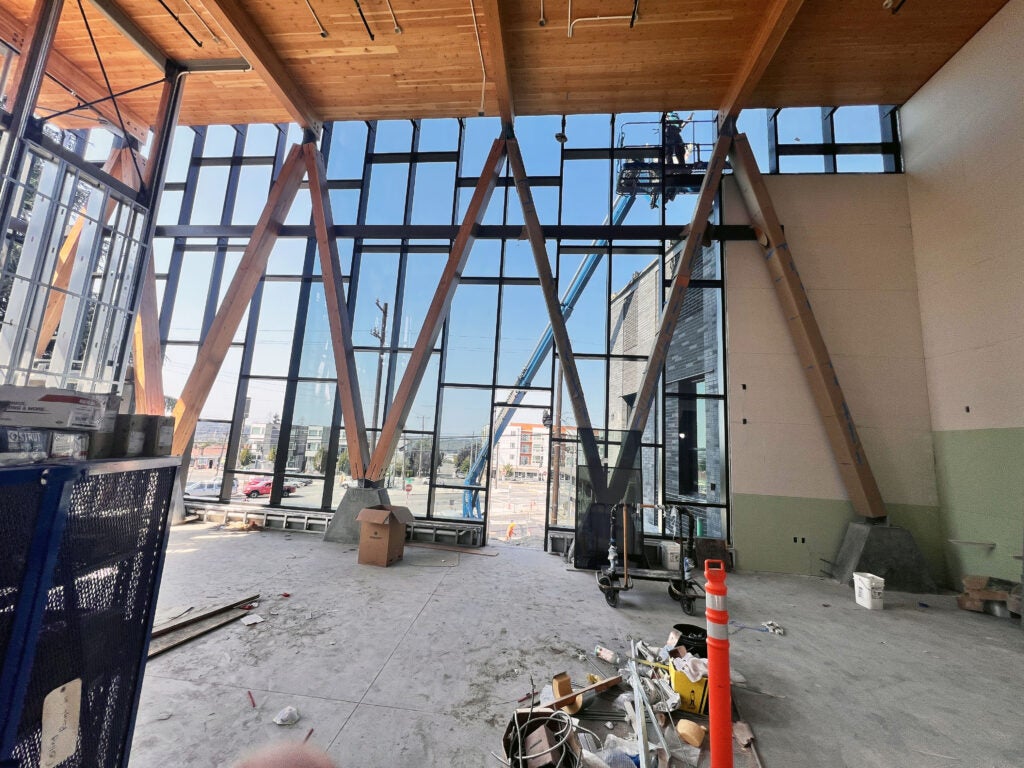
[0,0,1012,131]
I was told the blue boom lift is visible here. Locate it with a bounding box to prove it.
[460,118,710,519]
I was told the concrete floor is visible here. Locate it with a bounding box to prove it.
[129,523,1023,768]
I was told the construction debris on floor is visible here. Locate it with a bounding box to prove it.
[957,575,1022,618]
[499,623,753,768]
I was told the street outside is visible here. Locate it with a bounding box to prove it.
[185,465,558,548]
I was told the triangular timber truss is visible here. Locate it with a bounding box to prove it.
[164,120,886,520]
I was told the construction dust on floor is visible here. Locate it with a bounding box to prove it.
[129,523,1023,768]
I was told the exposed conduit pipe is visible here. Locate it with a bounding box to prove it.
[468,0,486,116]
[568,0,639,38]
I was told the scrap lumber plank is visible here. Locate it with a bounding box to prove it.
[151,593,260,638]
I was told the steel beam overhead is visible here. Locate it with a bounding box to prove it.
[718,0,805,124]
[172,143,306,455]
[366,138,507,480]
[198,0,322,134]
[87,0,169,71]
[728,133,887,519]
[132,73,184,415]
[506,135,607,499]
[607,130,733,503]
[304,142,371,480]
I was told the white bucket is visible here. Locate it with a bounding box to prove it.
[853,572,885,610]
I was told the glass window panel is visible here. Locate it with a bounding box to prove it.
[562,159,610,225]
[410,163,456,225]
[217,252,250,343]
[502,238,542,278]
[515,115,562,174]
[285,187,312,225]
[327,121,368,179]
[506,185,558,226]
[665,394,724,505]
[329,188,360,225]
[664,287,722,394]
[461,117,502,174]
[375,120,413,151]
[560,252,607,354]
[249,281,300,376]
[166,253,214,341]
[777,108,825,144]
[445,284,497,385]
[436,386,491,519]
[365,164,409,224]
[397,253,446,348]
[200,346,242,420]
[564,114,611,148]
[156,190,183,225]
[245,124,280,155]
[162,344,198,405]
[266,237,309,275]
[779,155,826,173]
[417,119,459,152]
[190,166,229,225]
[233,165,273,224]
[462,238,499,278]
[203,125,238,156]
[356,349,390,431]
[736,109,769,171]
[300,283,335,379]
[836,155,885,173]
[164,127,195,182]
[152,238,172,273]
[456,181,505,225]
[833,106,882,143]
[391,352,439,432]
[568,358,606,430]
[497,285,551,386]
[548,429,576,529]
[352,251,398,347]
[235,379,287,478]
[186,421,234,498]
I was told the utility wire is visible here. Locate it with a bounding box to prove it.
[75,0,144,187]
[155,0,203,48]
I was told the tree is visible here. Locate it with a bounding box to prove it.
[268,447,277,462]
[313,446,326,473]
[458,457,471,475]
[337,450,350,475]
[502,463,514,479]
[239,446,253,467]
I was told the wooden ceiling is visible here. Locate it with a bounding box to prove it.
[2,0,1011,138]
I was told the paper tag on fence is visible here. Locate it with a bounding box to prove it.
[41,678,81,768]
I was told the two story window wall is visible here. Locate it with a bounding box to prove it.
[157,107,900,546]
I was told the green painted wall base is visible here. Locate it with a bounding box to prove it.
[732,494,948,587]
[933,427,1024,586]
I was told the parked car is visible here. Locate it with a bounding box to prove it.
[185,480,222,498]
[242,477,298,498]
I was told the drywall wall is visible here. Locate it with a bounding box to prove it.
[723,173,944,583]
[901,0,1024,584]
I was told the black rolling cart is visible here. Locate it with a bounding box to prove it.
[0,458,178,768]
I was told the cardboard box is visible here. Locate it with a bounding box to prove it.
[112,414,148,458]
[143,415,175,456]
[356,505,414,567]
[0,386,105,430]
[0,426,50,453]
[49,431,90,460]
[87,394,121,459]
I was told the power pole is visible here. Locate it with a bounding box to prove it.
[369,299,388,453]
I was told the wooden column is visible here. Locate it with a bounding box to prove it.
[365,138,507,480]
[728,133,886,518]
[303,143,371,479]
[171,143,306,455]
[607,131,733,503]
[505,135,606,498]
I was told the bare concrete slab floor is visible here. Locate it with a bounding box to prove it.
[130,524,1023,768]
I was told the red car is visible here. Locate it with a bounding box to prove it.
[242,477,298,498]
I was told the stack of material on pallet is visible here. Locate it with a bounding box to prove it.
[957,575,1021,616]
